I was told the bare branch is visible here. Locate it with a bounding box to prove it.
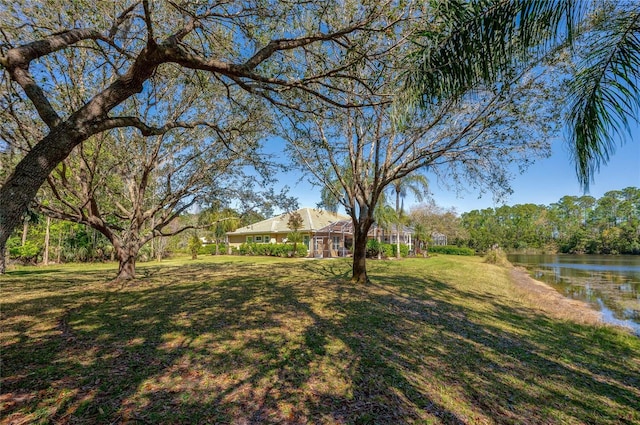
[0,28,106,67]
[108,2,141,40]
[94,116,227,136]
[141,0,157,47]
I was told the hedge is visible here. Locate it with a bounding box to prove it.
[198,243,226,255]
[238,242,308,257]
[428,245,475,256]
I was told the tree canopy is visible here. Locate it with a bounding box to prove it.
[0,0,399,273]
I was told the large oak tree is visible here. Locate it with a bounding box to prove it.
[0,0,397,273]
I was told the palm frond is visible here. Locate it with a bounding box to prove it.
[569,4,640,189]
[405,0,581,107]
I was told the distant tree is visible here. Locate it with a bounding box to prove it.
[390,174,428,258]
[287,211,304,257]
[460,209,502,252]
[411,222,429,256]
[200,206,240,255]
[373,202,397,259]
[410,203,467,246]
[461,187,639,254]
[188,233,201,260]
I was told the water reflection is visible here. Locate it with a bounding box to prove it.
[508,254,640,335]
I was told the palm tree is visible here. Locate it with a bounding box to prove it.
[373,201,396,259]
[568,2,640,189]
[390,174,429,259]
[412,222,429,257]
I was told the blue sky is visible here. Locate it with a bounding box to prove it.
[271,127,639,215]
[426,135,640,213]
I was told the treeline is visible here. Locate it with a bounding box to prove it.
[5,209,267,266]
[460,187,640,254]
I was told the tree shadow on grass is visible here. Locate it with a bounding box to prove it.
[363,276,639,424]
[1,260,638,424]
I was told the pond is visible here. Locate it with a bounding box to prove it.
[507,254,640,336]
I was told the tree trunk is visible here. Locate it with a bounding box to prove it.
[56,226,63,263]
[0,246,5,274]
[156,237,166,261]
[43,216,51,265]
[116,248,137,281]
[395,189,401,259]
[21,220,28,246]
[351,226,369,284]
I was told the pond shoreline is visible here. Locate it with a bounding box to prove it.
[508,253,640,334]
[508,266,638,335]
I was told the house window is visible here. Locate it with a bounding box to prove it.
[255,235,263,243]
[246,236,253,243]
[303,235,310,249]
[332,236,340,251]
[264,235,271,243]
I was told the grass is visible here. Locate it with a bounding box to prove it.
[1,255,639,424]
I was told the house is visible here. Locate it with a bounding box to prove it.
[313,221,413,258]
[431,231,448,246]
[226,208,349,254]
[227,207,415,258]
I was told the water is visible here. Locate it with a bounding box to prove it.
[507,254,640,335]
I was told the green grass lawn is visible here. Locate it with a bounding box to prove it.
[1,255,639,424]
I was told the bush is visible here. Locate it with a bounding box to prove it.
[428,245,475,256]
[367,240,408,258]
[199,243,225,255]
[484,247,511,267]
[391,243,410,258]
[7,238,41,263]
[238,242,307,258]
[366,239,381,257]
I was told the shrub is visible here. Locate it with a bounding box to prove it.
[391,243,410,257]
[7,238,41,263]
[429,245,475,256]
[484,247,511,267]
[199,243,225,255]
[366,239,381,258]
[367,240,407,258]
[188,235,202,259]
[381,243,394,258]
[238,242,307,257]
